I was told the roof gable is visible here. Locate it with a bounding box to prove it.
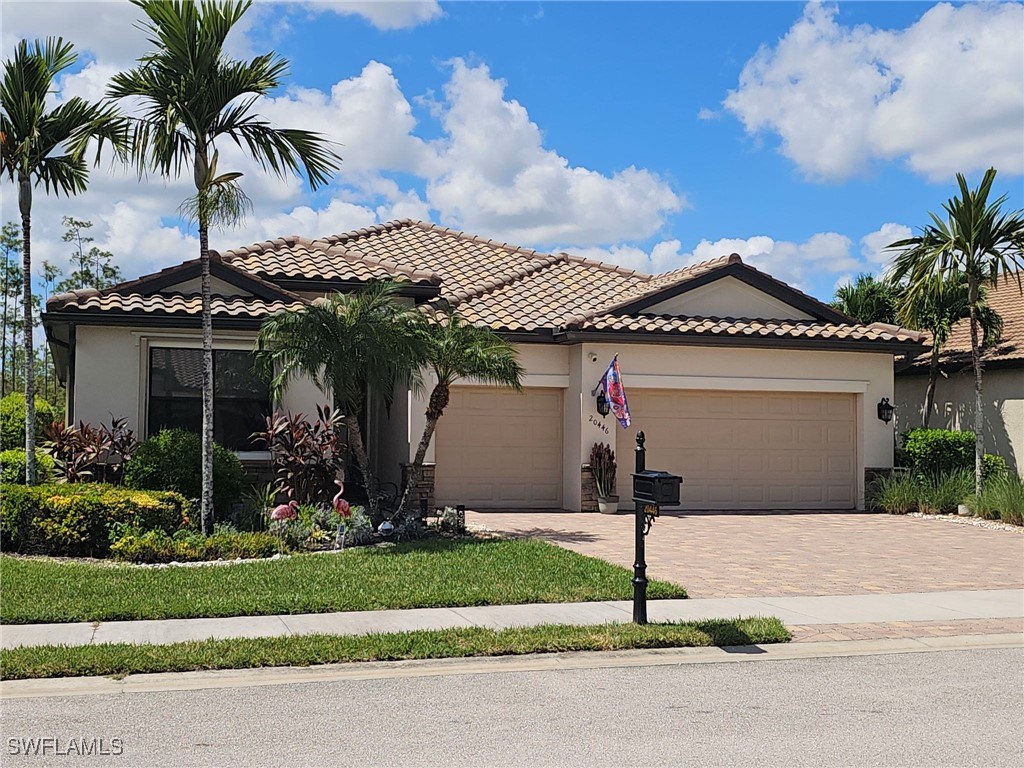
[644,275,815,321]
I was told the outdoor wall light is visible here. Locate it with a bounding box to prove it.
[596,391,611,416]
[877,397,895,424]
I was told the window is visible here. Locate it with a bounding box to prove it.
[148,348,270,451]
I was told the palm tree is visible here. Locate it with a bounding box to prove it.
[256,282,426,522]
[831,273,901,325]
[897,275,1001,428]
[1,37,125,484]
[395,310,524,517]
[889,168,1024,494]
[109,0,340,532]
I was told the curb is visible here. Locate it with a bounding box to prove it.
[3,633,1020,700]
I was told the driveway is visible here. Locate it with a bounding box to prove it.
[465,510,1024,598]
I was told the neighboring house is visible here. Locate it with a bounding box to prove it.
[894,275,1023,474]
[44,220,924,511]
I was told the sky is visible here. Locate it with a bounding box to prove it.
[2,0,1023,303]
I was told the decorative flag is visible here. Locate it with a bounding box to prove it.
[600,354,631,429]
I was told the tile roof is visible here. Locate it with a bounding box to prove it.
[47,290,304,318]
[575,315,925,345]
[904,273,1024,368]
[220,235,441,285]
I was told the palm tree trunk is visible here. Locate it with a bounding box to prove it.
[199,219,214,534]
[967,276,984,496]
[19,174,36,485]
[395,382,450,519]
[2,252,9,397]
[922,345,940,428]
[343,413,379,522]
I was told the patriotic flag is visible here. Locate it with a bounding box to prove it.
[600,354,631,429]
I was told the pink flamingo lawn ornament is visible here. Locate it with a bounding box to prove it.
[333,480,351,549]
[271,499,299,522]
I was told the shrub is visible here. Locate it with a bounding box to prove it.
[251,406,346,505]
[124,429,243,517]
[870,472,919,514]
[110,526,279,563]
[0,393,56,451]
[901,428,1006,480]
[971,473,1024,526]
[0,450,55,484]
[44,417,138,484]
[0,483,191,557]
[916,470,973,515]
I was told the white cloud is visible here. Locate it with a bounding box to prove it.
[724,2,1024,181]
[859,222,912,269]
[696,107,719,121]
[426,60,684,245]
[303,1,443,30]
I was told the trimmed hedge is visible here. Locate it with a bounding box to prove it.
[124,429,244,516]
[0,449,55,484]
[110,528,279,563]
[0,393,56,451]
[900,428,1007,479]
[0,484,192,558]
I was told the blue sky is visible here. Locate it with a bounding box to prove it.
[2,1,1023,302]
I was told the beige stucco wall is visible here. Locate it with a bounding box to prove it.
[646,276,814,320]
[894,367,1023,474]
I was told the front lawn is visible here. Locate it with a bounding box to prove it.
[0,537,686,624]
[0,618,788,680]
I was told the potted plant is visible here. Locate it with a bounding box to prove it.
[590,442,619,514]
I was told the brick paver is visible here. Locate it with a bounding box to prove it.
[466,510,1024,598]
[789,618,1024,643]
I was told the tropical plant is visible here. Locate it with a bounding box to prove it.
[589,442,617,500]
[889,168,1024,495]
[896,274,1001,427]
[43,416,138,484]
[109,0,340,531]
[395,309,524,517]
[251,405,346,505]
[831,273,902,325]
[1,37,125,484]
[256,282,425,522]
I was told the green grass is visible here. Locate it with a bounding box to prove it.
[0,618,789,680]
[0,538,686,624]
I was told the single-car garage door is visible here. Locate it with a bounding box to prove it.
[616,390,857,510]
[435,387,563,509]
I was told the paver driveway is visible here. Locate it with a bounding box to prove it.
[465,511,1024,598]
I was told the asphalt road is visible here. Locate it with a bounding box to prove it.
[3,648,1022,768]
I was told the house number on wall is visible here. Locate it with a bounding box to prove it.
[588,414,610,435]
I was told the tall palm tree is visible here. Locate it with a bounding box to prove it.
[256,282,426,522]
[831,273,901,325]
[396,310,524,517]
[889,168,1024,494]
[1,37,125,484]
[897,276,1001,428]
[109,0,340,531]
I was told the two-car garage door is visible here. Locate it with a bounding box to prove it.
[616,390,857,509]
[434,386,857,511]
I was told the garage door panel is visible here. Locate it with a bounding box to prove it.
[618,389,856,510]
[436,387,563,510]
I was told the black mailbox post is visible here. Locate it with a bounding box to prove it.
[630,432,683,624]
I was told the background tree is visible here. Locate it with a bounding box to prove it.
[396,310,524,517]
[897,275,1002,428]
[831,273,902,325]
[0,37,125,484]
[1,222,20,396]
[889,168,1024,494]
[110,0,340,531]
[55,216,122,292]
[39,260,62,402]
[256,282,425,523]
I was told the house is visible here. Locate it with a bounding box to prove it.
[894,275,1023,474]
[43,219,925,511]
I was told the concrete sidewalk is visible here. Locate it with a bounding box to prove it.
[3,588,1021,650]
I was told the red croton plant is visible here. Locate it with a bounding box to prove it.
[252,405,347,505]
[44,416,139,484]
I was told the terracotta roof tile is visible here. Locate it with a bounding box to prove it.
[49,292,305,318]
[905,273,1024,368]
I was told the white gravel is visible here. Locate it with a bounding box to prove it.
[907,511,1023,533]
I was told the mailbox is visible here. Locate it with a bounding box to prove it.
[632,470,682,506]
